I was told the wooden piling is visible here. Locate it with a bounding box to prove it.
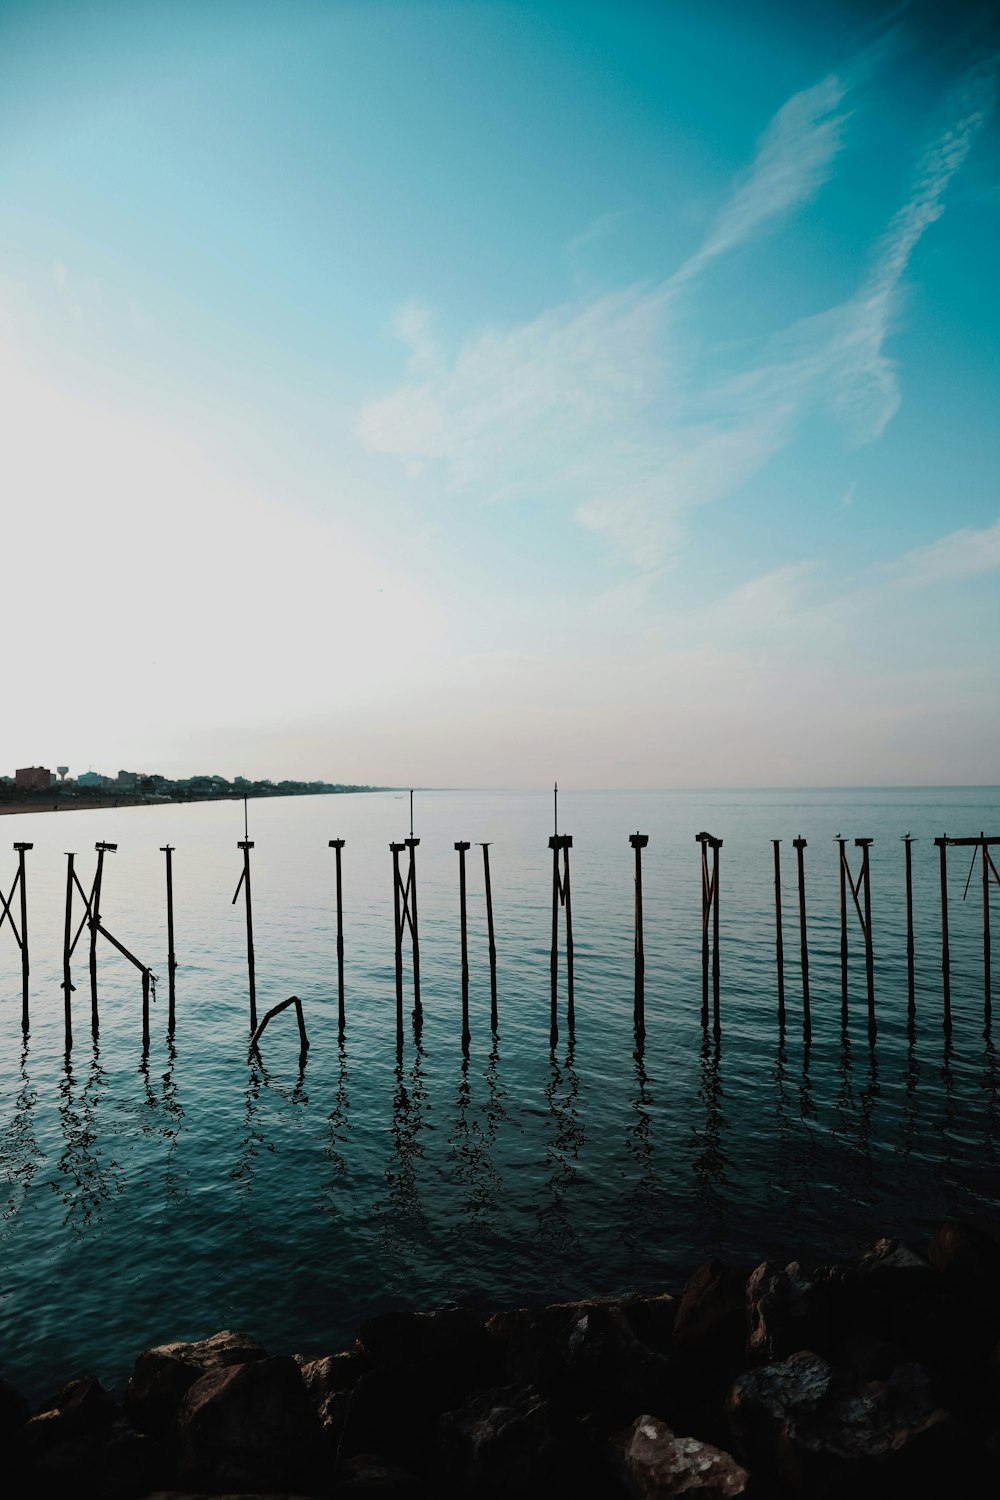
[160,845,176,1032]
[792,837,810,1041]
[391,842,406,1045]
[857,838,875,1040]
[983,833,992,1023]
[404,836,422,1023]
[772,839,785,1028]
[934,837,951,1030]
[548,833,574,1046]
[836,837,848,1022]
[233,840,257,1033]
[142,968,150,1051]
[480,843,498,1031]
[695,833,722,1035]
[328,840,346,1032]
[456,842,471,1049]
[62,853,75,1049]
[629,833,649,1039]
[902,835,916,1016]
[90,842,116,1033]
[14,843,30,1030]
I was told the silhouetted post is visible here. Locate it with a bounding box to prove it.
[696,833,722,1034]
[630,833,649,1038]
[456,842,471,1049]
[160,845,176,1032]
[232,840,257,1033]
[773,840,785,1027]
[329,840,346,1032]
[62,853,75,1048]
[404,836,421,1023]
[548,832,574,1046]
[935,837,951,1030]
[902,835,916,1017]
[89,842,117,1034]
[836,837,849,1022]
[983,835,993,1023]
[391,842,406,1045]
[792,836,810,1041]
[856,838,875,1040]
[142,968,150,1051]
[13,843,31,1030]
[480,843,498,1031]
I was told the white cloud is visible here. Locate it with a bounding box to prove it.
[885,517,1000,586]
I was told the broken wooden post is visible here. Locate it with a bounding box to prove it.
[772,839,785,1028]
[391,842,406,1045]
[328,839,346,1032]
[792,836,810,1042]
[944,834,998,1024]
[232,839,257,1033]
[629,833,649,1039]
[902,835,916,1016]
[455,842,471,1049]
[249,994,309,1059]
[480,842,498,1032]
[160,845,176,1032]
[695,833,722,1034]
[89,841,117,1033]
[934,837,951,1031]
[92,919,156,1049]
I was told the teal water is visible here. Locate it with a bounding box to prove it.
[1,787,998,1401]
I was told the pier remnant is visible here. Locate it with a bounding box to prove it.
[772,840,785,1028]
[934,837,952,1030]
[328,839,346,1032]
[835,838,876,1040]
[249,994,308,1060]
[792,837,810,1041]
[160,845,177,1032]
[456,842,471,1049]
[0,842,32,1030]
[90,842,116,1033]
[943,833,998,1024]
[232,839,257,1033]
[480,842,498,1031]
[629,833,649,1040]
[695,832,722,1034]
[902,835,916,1017]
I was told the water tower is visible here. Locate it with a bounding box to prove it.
[56,766,69,781]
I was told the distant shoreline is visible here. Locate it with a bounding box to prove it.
[0,787,389,817]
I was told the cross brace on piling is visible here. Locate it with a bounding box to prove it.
[549,833,574,1048]
[0,842,32,1030]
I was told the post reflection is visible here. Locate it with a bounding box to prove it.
[55,1039,124,1231]
[376,1029,430,1248]
[622,1047,659,1245]
[1,1039,44,1223]
[691,1031,728,1225]
[448,1051,503,1228]
[538,1039,584,1255]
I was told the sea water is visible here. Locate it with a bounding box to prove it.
[0,786,998,1400]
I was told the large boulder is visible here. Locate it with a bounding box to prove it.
[927,1221,1000,1318]
[125,1328,268,1436]
[614,1414,752,1498]
[727,1349,956,1497]
[746,1261,832,1364]
[356,1304,496,1408]
[175,1355,321,1494]
[439,1381,597,1499]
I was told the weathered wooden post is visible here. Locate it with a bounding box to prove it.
[902,835,916,1017]
[391,841,406,1046]
[232,839,257,1033]
[695,833,722,1034]
[857,838,875,1040]
[62,853,75,1049]
[89,841,116,1033]
[160,845,176,1032]
[480,843,498,1032]
[405,834,422,1024]
[934,836,951,1030]
[629,833,649,1039]
[772,840,785,1028]
[328,839,346,1032]
[836,837,849,1022]
[792,836,810,1041]
[15,842,30,1029]
[456,841,471,1049]
[984,835,995,1022]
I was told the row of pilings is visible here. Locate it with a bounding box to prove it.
[1,825,997,1055]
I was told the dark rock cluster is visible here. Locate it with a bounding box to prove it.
[5,1221,1000,1497]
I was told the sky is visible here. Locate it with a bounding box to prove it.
[1,0,998,789]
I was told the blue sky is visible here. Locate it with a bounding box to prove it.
[1,0,997,786]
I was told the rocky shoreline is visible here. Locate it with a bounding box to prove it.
[4,1221,1000,1497]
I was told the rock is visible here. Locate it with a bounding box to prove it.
[0,1375,30,1440]
[337,1361,440,1473]
[486,1297,615,1396]
[296,1351,366,1401]
[356,1304,496,1407]
[22,1408,167,1500]
[615,1414,752,1497]
[331,1453,430,1495]
[439,1381,597,1500]
[927,1221,1000,1317]
[727,1350,955,1496]
[175,1355,320,1494]
[746,1261,831,1363]
[621,1291,678,1353]
[35,1371,119,1433]
[125,1328,268,1436]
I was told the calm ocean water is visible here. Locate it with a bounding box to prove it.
[1,786,998,1401]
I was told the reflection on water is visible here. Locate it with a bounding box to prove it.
[54,1042,125,1232]
[691,1032,727,1237]
[1,1042,44,1224]
[539,1041,584,1255]
[375,1031,431,1251]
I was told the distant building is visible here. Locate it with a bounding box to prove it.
[15,766,51,789]
[77,771,103,788]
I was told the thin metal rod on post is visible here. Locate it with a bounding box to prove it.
[792,837,810,1041]
[630,833,648,1038]
[14,843,30,1030]
[233,840,257,1033]
[160,845,176,1032]
[773,840,785,1028]
[480,843,498,1032]
[935,837,951,1030]
[903,835,916,1017]
[456,842,470,1049]
[329,840,346,1032]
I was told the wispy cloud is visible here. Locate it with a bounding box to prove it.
[884,517,1000,586]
